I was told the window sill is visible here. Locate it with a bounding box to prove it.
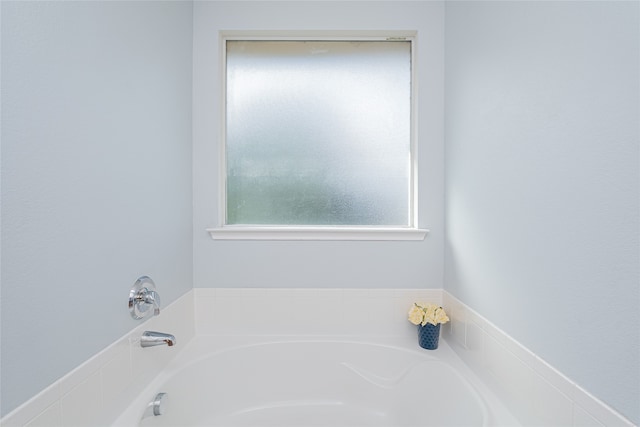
[206,227,429,241]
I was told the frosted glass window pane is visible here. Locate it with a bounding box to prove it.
[226,40,411,226]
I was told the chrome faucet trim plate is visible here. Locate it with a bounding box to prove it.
[128,276,161,320]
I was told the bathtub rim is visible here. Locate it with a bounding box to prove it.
[111,334,519,427]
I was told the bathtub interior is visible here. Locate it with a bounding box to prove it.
[121,337,519,427]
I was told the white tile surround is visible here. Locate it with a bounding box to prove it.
[1,289,634,427]
[193,288,442,337]
[0,292,195,427]
[440,293,635,427]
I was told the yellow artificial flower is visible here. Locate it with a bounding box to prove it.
[408,302,449,326]
[435,308,450,324]
[422,304,436,325]
[408,304,424,325]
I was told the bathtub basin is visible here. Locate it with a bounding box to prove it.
[113,336,520,426]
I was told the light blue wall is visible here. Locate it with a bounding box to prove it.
[0,1,193,416]
[444,2,639,423]
[3,0,638,423]
[192,1,445,289]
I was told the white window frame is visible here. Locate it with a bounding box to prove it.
[207,32,428,241]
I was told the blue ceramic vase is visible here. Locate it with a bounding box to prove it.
[417,323,441,350]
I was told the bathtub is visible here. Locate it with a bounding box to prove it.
[112,336,520,426]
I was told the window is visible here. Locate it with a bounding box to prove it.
[209,36,427,240]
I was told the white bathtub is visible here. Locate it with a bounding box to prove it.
[112,336,520,426]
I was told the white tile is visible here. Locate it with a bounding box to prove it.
[126,292,191,386]
[194,296,218,334]
[391,296,419,329]
[573,404,604,427]
[450,303,466,347]
[103,336,130,364]
[442,290,455,308]
[245,291,294,334]
[441,293,479,367]
[225,290,287,334]
[403,289,440,305]
[57,353,102,397]
[0,414,23,427]
[464,307,485,330]
[393,288,419,301]
[342,291,374,324]
[165,290,196,345]
[501,332,536,367]
[60,371,102,427]
[213,295,247,334]
[100,339,132,409]
[0,383,61,427]
[341,293,379,334]
[286,288,320,298]
[2,291,193,427]
[264,288,300,300]
[24,403,61,427]
[340,288,370,300]
[239,287,270,299]
[533,355,576,400]
[364,295,405,335]
[364,289,396,299]
[442,292,465,327]
[290,292,344,335]
[10,287,632,427]
[483,334,537,424]
[260,290,298,334]
[227,297,261,334]
[530,373,573,426]
[440,316,453,339]
[570,384,635,427]
[431,291,631,427]
[482,319,509,346]
[94,341,122,369]
[464,308,484,349]
[464,317,484,366]
[395,289,443,311]
[129,327,176,387]
[142,303,176,338]
[216,288,423,337]
[193,287,216,297]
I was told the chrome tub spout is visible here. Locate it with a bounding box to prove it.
[141,331,176,348]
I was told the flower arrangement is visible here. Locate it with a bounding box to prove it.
[408,303,450,327]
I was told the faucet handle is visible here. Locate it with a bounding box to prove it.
[129,276,162,320]
[143,289,161,316]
